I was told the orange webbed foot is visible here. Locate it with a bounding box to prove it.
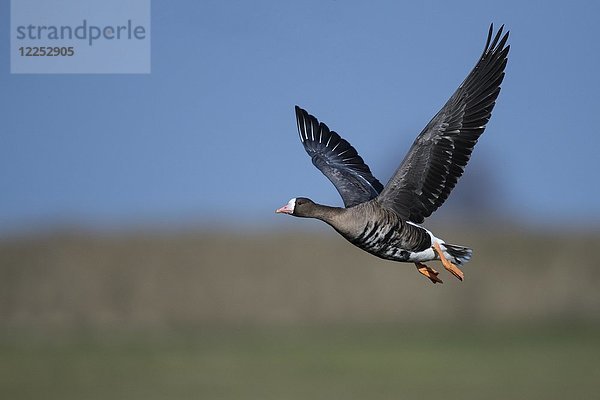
[415,262,443,284]
[432,242,464,281]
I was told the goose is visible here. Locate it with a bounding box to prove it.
[276,24,509,284]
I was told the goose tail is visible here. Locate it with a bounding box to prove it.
[443,243,473,266]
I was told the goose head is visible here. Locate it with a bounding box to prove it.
[275,197,316,218]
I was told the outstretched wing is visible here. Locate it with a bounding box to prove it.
[377,24,510,223]
[295,106,384,208]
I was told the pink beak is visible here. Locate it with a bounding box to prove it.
[275,204,293,214]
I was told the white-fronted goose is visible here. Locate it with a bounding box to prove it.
[277,24,509,284]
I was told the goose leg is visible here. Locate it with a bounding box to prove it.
[432,242,464,281]
[415,262,443,284]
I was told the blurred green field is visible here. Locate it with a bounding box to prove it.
[1,324,599,400]
[1,229,599,399]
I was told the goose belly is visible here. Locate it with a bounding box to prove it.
[348,221,433,263]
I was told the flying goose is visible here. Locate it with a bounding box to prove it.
[277,24,509,284]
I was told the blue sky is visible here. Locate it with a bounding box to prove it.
[1,0,599,233]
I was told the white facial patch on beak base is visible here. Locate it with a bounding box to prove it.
[275,198,296,214]
[286,198,296,212]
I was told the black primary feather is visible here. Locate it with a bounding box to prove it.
[295,106,384,208]
[377,24,510,223]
